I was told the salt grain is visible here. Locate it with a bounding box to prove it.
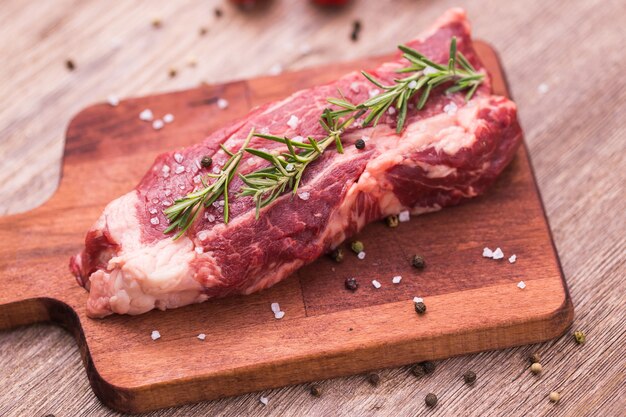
[212,166,221,174]
[152,119,164,130]
[150,217,160,225]
[271,302,281,313]
[260,396,269,406]
[285,163,295,172]
[151,330,161,340]
[372,280,381,289]
[193,175,202,184]
[413,297,424,303]
[398,210,410,222]
[537,83,549,94]
[350,82,360,93]
[423,66,438,75]
[197,333,206,341]
[287,115,299,130]
[369,88,380,98]
[163,113,174,123]
[388,106,396,115]
[269,63,283,76]
[408,80,418,89]
[107,95,119,106]
[298,191,310,201]
[139,109,154,121]
[517,281,526,289]
[217,98,229,109]
[482,247,493,258]
[509,254,517,263]
[274,311,285,319]
[443,102,458,116]
[357,251,366,260]
[174,153,184,163]
[207,214,215,222]
[292,135,304,143]
[195,247,203,254]
[198,231,208,241]
[492,247,504,260]
[149,208,157,215]
[164,189,171,196]
[162,200,172,207]
[162,165,170,173]
[392,275,402,284]
[175,165,185,174]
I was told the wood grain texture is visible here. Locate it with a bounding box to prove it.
[0,1,624,416]
[0,40,572,413]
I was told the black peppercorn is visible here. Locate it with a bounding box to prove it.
[367,372,380,386]
[345,277,358,292]
[310,384,321,397]
[201,156,213,168]
[331,247,344,263]
[411,254,426,269]
[414,301,427,314]
[355,139,366,149]
[420,361,436,374]
[214,7,223,18]
[411,364,426,378]
[425,393,438,407]
[350,20,362,42]
[386,215,399,228]
[463,370,477,385]
[65,59,75,71]
[528,353,541,364]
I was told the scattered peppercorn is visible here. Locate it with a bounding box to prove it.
[530,362,542,374]
[310,384,322,397]
[411,364,426,378]
[420,361,436,374]
[386,215,399,228]
[574,330,586,345]
[549,391,561,403]
[151,18,162,28]
[414,301,427,315]
[65,59,75,71]
[214,7,223,18]
[345,277,358,292]
[425,393,438,408]
[411,254,426,269]
[528,352,541,364]
[367,372,380,386]
[351,240,364,254]
[463,370,477,385]
[199,27,208,36]
[355,138,366,149]
[330,247,344,262]
[350,20,362,42]
[201,156,213,168]
[169,68,178,78]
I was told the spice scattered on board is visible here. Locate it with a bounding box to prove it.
[345,277,358,291]
[420,361,436,374]
[386,215,399,228]
[528,352,541,364]
[530,362,542,375]
[214,7,223,18]
[573,330,586,345]
[169,68,178,78]
[151,18,162,28]
[463,370,477,385]
[309,384,322,397]
[367,372,380,386]
[425,393,438,408]
[65,59,75,71]
[411,364,426,378]
[331,247,344,262]
[350,20,362,42]
[549,391,561,403]
[414,301,427,315]
[411,255,425,269]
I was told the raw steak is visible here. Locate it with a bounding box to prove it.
[71,8,522,317]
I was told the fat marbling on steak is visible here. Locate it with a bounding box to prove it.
[71,8,522,317]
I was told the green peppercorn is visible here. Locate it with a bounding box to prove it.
[411,364,426,378]
[414,301,427,315]
[345,277,358,292]
[529,352,541,364]
[463,370,476,385]
[574,330,586,345]
[530,362,542,374]
[386,215,399,228]
[351,240,364,254]
[367,372,380,386]
[309,384,322,397]
[425,393,438,407]
[420,361,436,374]
[330,247,344,263]
[355,139,366,149]
[411,255,425,269]
[200,156,213,168]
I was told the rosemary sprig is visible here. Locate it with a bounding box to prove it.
[163,128,254,238]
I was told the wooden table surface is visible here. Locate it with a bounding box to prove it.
[0,0,624,416]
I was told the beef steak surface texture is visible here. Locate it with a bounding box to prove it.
[71,8,522,318]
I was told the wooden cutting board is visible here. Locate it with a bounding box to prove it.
[0,42,573,414]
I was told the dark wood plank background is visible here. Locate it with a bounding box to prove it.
[0,0,624,416]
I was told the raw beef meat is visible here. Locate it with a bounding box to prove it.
[71,8,522,317]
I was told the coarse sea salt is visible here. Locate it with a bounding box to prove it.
[517,281,526,289]
[537,83,549,94]
[175,165,185,174]
[260,396,269,406]
[413,297,424,303]
[151,330,161,340]
[216,98,229,109]
[212,166,221,174]
[398,210,410,222]
[285,163,294,172]
[195,246,203,254]
[350,82,360,93]
[150,217,160,225]
[357,251,366,260]
[287,115,299,130]
[198,231,208,241]
[492,247,504,260]
[423,66,438,75]
[153,119,164,130]
[392,275,402,284]
[107,95,119,106]
[139,109,154,121]
[174,153,184,163]
[271,302,281,313]
[207,214,216,222]
[509,254,517,263]
[149,208,157,215]
[197,333,206,341]
[408,80,418,89]
[274,311,285,319]
[163,113,175,123]
[298,191,310,201]
[372,280,381,289]
[369,88,380,98]
[443,102,458,116]
[482,247,493,258]
[292,135,304,143]
[269,63,283,75]
[388,106,396,115]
